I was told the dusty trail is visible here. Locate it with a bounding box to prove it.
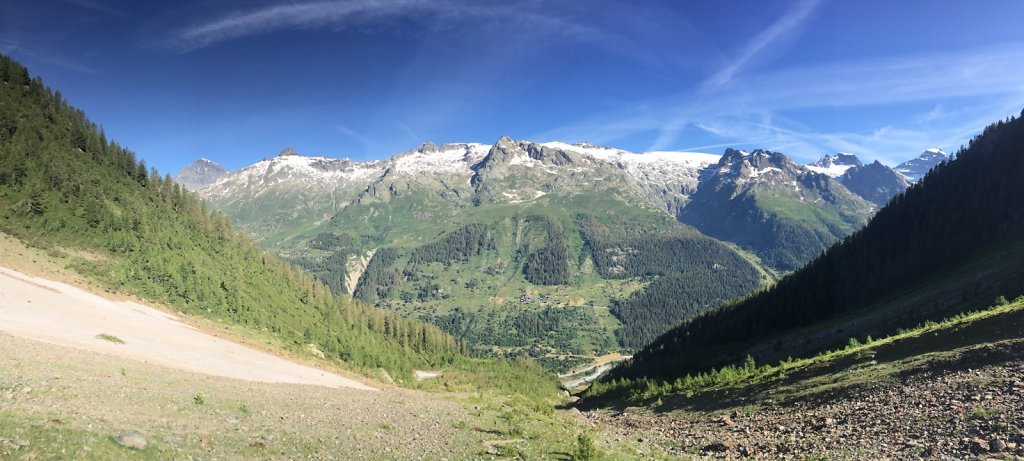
[0,265,374,391]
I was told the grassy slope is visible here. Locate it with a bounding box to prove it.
[585,296,1024,407]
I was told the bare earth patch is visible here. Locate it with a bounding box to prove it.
[0,265,373,390]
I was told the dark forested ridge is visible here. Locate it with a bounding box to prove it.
[408,223,495,266]
[523,217,570,286]
[0,54,462,377]
[610,109,1024,381]
[580,217,764,349]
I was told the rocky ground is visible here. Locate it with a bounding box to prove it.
[586,343,1024,460]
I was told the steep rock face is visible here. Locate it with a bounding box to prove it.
[839,160,913,206]
[679,149,875,271]
[896,148,948,181]
[174,158,228,190]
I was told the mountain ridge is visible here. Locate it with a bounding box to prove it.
[192,142,941,230]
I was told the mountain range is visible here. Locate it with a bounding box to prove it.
[179,143,947,244]
[181,145,946,236]
[176,139,948,369]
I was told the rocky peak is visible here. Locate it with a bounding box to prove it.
[174,158,229,191]
[712,148,797,182]
[475,137,583,170]
[808,153,864,178]
[415,141,441,154]
[481,136,526,165]
[523,142,578,166]
[747,149,794,170]
[819,153,863,167]
[838,159,913,206]
[721,148,747,161]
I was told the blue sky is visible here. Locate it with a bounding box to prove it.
[3,0,1024,174]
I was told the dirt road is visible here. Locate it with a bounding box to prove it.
[0,266,374,391]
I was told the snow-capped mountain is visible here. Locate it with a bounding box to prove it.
[174,158,228,191]
[895,148,948,182]
[195,139,721,244]
[466,137,716,210]
[193,139,937,270]
[806,153,863,178]
[540,141,720,216]
[679,148,875,271]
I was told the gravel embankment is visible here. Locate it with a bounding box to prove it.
[587,345,1024,459]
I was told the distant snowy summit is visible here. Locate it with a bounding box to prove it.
[895,148,948,182]
[803,153,910,206]
[174,158,228,190]
[806,153,863,177]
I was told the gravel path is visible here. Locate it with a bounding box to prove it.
[0,265,373,390]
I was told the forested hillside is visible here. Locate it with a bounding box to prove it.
[579,217,764,349]
[0,54,462,378]
[295,189,766,371]
[608,109,1024,382]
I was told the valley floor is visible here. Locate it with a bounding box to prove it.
[585,341,1024,460]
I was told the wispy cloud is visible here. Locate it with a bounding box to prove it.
[648,0,820,150]
[336,124,378,153]
[169,0,600,51]
[700,0,820,94]
[541,43,1024,163]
